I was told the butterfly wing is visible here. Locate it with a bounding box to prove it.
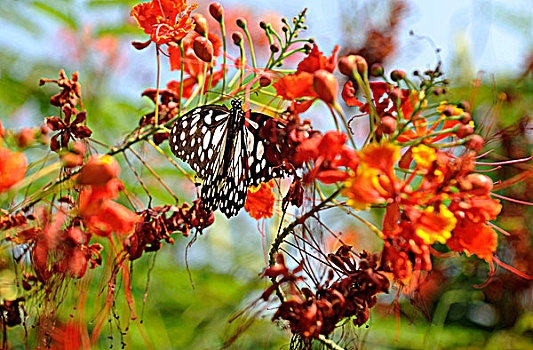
[245,112,288,187]
[169,105,231,180]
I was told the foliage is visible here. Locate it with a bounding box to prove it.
[0,0,532,349]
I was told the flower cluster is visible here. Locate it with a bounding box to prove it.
[124,200,214,260]
[263,249,389,339]
[41,69,92,151]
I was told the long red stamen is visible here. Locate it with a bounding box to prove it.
[490,192,533,206]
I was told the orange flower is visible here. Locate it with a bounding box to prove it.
[447,220,498,262]
[77,155,139,236]
[245,182,276,220]
[131,0,198,45]
[409,205,457,244]
[0,144,27,193]
[343,143,403,209]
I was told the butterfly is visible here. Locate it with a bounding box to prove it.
[169,99,287,218]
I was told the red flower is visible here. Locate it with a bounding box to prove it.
[131,0,198,46]
[0,144,27,193]
[293,131,359,184]
[245,182,276,220]
[273,44,339,110]
[46,107,92,152]
[447,220,498,262]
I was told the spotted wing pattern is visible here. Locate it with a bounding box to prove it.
[169,101,287,218]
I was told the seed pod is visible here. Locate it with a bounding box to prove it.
[209,2,224,22]
[313,70,338,104]
[193,36,213,63]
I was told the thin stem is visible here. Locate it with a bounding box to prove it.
[154,45,161,126]
[269,188,342,265]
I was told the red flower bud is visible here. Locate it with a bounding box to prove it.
[16,128,35,148]
[390,70,406,82]
[460,112,472,124]
[236,18,247,28]
[209,2,224,22]
[259,76,272,87]
[77,155,120,185]
[466,173,493,194]
[232,32,243,45]
[131,39,152,50]
[389,88,402,101]
[338,55,367,77]
[442,106,455,116]
[456,124,474,138]
[313,70,338,104]
[380,116,397,134]
[466,135,484,153]
[458,100,470,112]
[193,36,213,63]
[192,14,208,36]
[370,63,384,77]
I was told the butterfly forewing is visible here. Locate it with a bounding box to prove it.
[169,105,230,179]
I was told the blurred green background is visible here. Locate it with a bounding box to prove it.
[0,0,532,348]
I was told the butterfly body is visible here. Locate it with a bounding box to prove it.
[169,100,286,218]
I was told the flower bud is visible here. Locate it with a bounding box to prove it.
[232,32,243,45]
[131,39,151,50]
[193,36,213,63]
[77,154,120,185]
[259,76,272,87]
[390,70,406,82]
[209,2,224,22]
[380,116,397,134]
[338,55,367,77]
[370,63,384,77]
[466,173,493,194]
[390,88,402,101]
[270,43,280,53]
[313,70,338,104]
[192,14,208,36]
[456,124,474,138]
[236,18,247,28]
[466,135,484,153]
[460,112,472,124]
[16,128,35,148]
[458,100,470,112]
[442,106,455,117]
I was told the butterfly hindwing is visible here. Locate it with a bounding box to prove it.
[245,112,288,187]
